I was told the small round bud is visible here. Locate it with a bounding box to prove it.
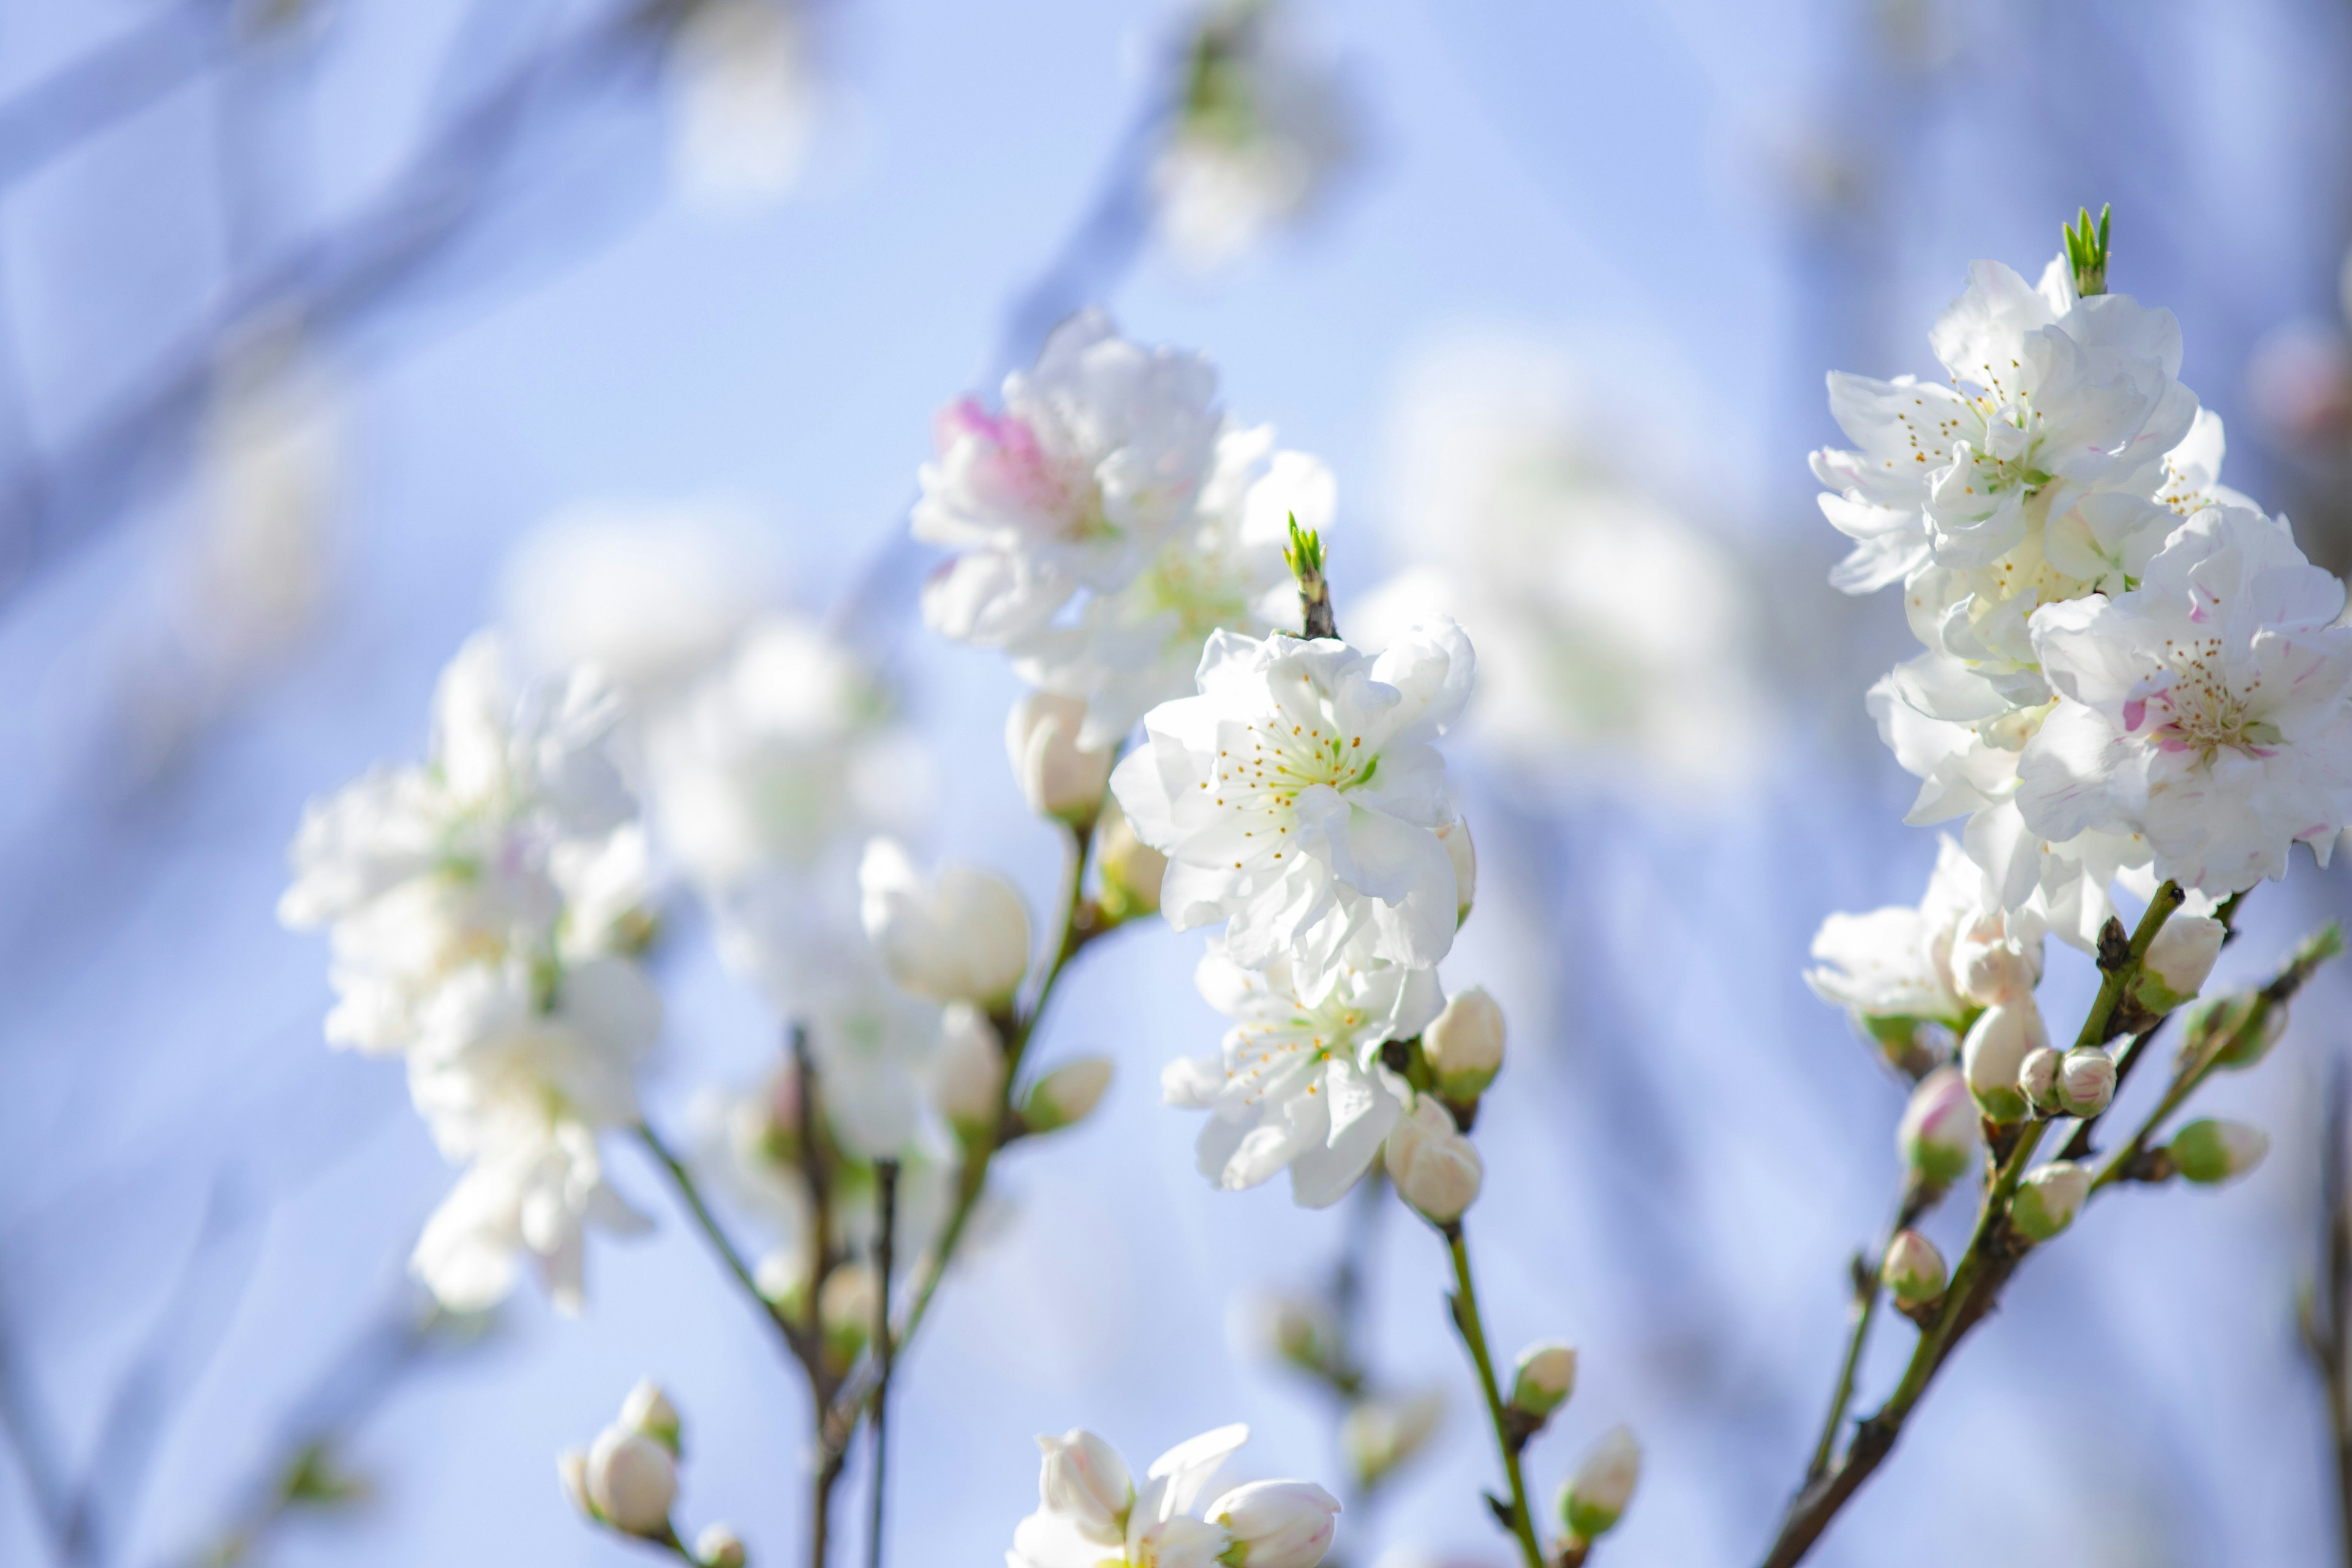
[930,1003,1006,1143]
[2016,1047,2062,1115]
[2169,1118,2270,1184]
[1006,690,1115,821]
[1437,818,1477,928]
[2056,1047,2116,1118]
[1963,1001,2049,1123]
[1205,1479,1342,1568]
[818,1264,878,1368]
[586,1427,677,1536]
[1022,1057,1113,1134]
[1095,797,1166,921]
[557,1447,592,1516]
[1898,1066,1980,1188]
[1879,1230,1947,1306]
[1239,1293,1334,1374]
[619,1378,680,1453]
[1559,1425,1641,1542]
[1341,1389,1444,1490]
[1509,1341,1578,1419]
[2010,1160,2090,1242]
[2135,915,2225,1011]
[696,1524,747,1568]
[1384,1097,1483,1224]
[1422,987,1505,1102]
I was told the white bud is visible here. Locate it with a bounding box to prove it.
[1898,1066,1980,1187]
[1096,796,1166,919]
[753,1250,807,1313]
[1006,690,1115,821]
[1962,1000,2048,1123]
[859,838,1031,1005]
[818,1264,878,1365]
[2136,915,2225,1010]
[1036,1429,1134,1544]
[1437,817,1477,927]
[696,1524,747,1568]
[619,1378,680,1453]
[931,1003,1006,1140]
[2169,1118,2269,1184]
[1509,1341,1577,1419]
[586,1427,677,1536]
[1880,1230,1947,1305]
[558,1447,592,1515]
[2011,1160,2090,1242]
[1559,1426,1641,1542]
[1950,911,2041,1008]
[1023,1057,1112,1134]
[1422,987,1504,1101]
[1341,1389,1444,1489]
[2056,1046,2116,1118]
[1206,1480,1342,1568]
[1384,1096,1483,1224]
[2017,1046,2062,1114]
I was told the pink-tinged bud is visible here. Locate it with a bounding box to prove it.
[1880,1231,1947,1305]
[586,1427,677,1536]
[1036,1429,1134,1543]
[1005,690,1115,821]
[1509,1341,1577,1419]
[1963,1001,2048,1123]
[2169,1118,2269,1184]
[2135,916,2225,1011]
[1023,1057,1112,1134]
[1384,1097,1482,1224]
[1437,818,1477,928]
[2010,1161,2090,1242]
[2056,1047,2116,1118]
[1898,1066,1980,1187]
[619,1378,681,1454]
[1559,1426,1640,1542]
[2017,1047,2062,1115]
[696,1524,747,1568]
[1422,987,1504,1102]
[1206,1480,1342,1568]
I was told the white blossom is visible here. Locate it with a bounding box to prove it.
[1008,1424,1336,1568]
[2016,506,2352,894]
[918,310,1222,647]
[411,1121,649,1315]
[1806,835,2040,1034]
[1110,622,1473,992]
[666,0,821,210]
[1006,690,1118,820]
[1384,1094,1482,1223]
[586,1425,677,1534]
[858,838,1031,1006]
[1162,939,1439,1207]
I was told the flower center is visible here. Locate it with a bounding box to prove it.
[2132,645,2281,763]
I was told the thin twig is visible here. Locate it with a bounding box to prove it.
[1441,1223,1544,1568]
[867,1159,899,1568]
[2309,1058,2352,1566]
[635,1121,813,1369]
[1803,1184,1926,1482]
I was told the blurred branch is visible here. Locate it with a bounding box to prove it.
[0,3,230,192]
[2305,1057,2352,1567]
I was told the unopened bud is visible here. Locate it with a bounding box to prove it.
[2017,1047,2062,1115]
[1951,914,2040,1008]
[2010,1160,2090,1242]
[1437,818,1477,928]
[1341,1389,1444,1490]
[754,1250,807,1318]
[558,1447,592,1515]
[1880,1231,1947,1306]
[1036,1429,1134,1544]
[586,1427,677,1536]
[1022,1057,1113,1134]
[1509,1341,1577,1419]
[1095,797,1166,921]
[859,839,1031,1005]
[2056,1047,2116,1118]
[1243,1294,1334,1374]
[2135,915,2225,1011]
[2214,997,2291,1069]
[1384,1096,1482,1224]
[696,1524,747,1568]
[1559,1426,1641,1543]
[931,1003,1006,1142]
[2169,1118,2269,1184]
[1963,1001,2049,1123]
[1898,1066,1980,1188]
[619,1378,680,1453]
[1006,690,1115,821]
[818,1264,878,1368]
[1205,1479,1342,1568]
[1422,987,1504,1102]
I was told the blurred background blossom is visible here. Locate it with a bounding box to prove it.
[4,2,2352,1567]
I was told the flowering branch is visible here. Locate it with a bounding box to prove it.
[1801,1182,1930,1485]
[1441,1222,1545,1568]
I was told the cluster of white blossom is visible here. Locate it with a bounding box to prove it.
[280,635,658,1313]
[1008,1425,1338,1568]
[1809,240,2346,1129]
